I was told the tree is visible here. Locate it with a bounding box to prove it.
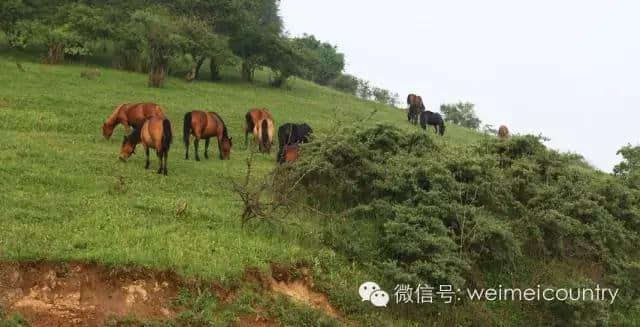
[358,79,372,100]
[2,2,108,63]
[389,92,401,107]
[264,35,309,88]
[330,74,359,95]
[177,15,230,80]
[440,102,481,129]
[228,0,283,82]
[127,8,187,87]
[291,34,344,85]
[372,87,391,105]
[614,145,640,188]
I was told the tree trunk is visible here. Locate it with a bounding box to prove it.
[194,57,205,79]
[209,58,221,81]
[45,44,64,64]
[241,61,253,82]
[148,64,167,88]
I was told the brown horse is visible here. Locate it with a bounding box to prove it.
[102,103,166,139]
[283,144,300,163]
[498,125,510,139]
[244,108,274,153]
[183,111,232,160]
[406,94,425,125]
[119,117,173,176]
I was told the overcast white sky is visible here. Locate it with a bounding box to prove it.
[280,0,639,172]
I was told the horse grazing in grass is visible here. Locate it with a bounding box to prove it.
[407,94,425,125]
[244,108,274,153]
[102,103,165,139]
[277,123,313,163]
[420,111,446,136]
[183,111,232,160]
[498,125,510,139]
[119,117,173,176]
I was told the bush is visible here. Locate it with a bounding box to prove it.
[290,124,640,318]
[329,74,359,95]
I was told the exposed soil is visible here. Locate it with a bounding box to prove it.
[0,261,342,326]
[269,265,341,319]
[0,261,181,327]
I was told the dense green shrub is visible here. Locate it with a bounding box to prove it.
[292,124,640,321]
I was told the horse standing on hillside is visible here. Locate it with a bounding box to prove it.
[119,117,173,175]
[420,111,446,136]
[498,125,510,139]
[277,123,313,163]
[407,94,425,125]
[244,108,274,153]
[102,103,165,139]
[183,111,232,160]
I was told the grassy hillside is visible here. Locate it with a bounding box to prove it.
[0,51,484,325]
[1,50,638,327]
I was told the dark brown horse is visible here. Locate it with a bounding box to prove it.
[102,103,166,139]
[244,108,274,153]
[119,117,173,176]
[406,94,425,125]
[183,111,232,160]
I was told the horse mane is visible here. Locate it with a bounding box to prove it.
[210,112,229,139]
[106,103,127,125]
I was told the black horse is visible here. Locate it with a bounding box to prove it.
[277,123,313,163]
[420,111,445,136]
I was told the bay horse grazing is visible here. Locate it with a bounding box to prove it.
[498,125,510,139]
[420,111,446,136]
[407,94,425,125]
[102,103,165,139]
[244,108,274,153]
[277,123,313,163]
[183,111,232,160]
[119,117,173,176]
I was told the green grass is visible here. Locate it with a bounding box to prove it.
[0,50,503,325]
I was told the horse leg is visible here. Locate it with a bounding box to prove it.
[205,138,210,159]
[194,138,200,161]
[156,150,163,174]
[163,150,168,176]
[185,137,189,160]
[217,136,223,160]
[145,147,150,169]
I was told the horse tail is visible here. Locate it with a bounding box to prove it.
[183,112,191,147]
[261,119,269,150]
[163,119,173,153]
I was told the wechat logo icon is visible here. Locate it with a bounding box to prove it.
[359,281,390,307]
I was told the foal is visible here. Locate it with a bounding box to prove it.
[119,117,173,176]
[183,111,232,160]
[277,123,313,163]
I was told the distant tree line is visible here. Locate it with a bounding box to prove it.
[329,73,400,107]
[0,0,349,90]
